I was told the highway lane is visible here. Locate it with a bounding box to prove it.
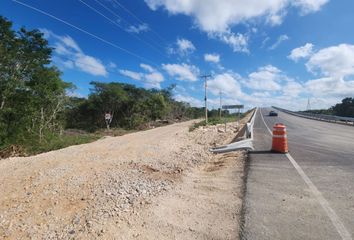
[242,108,354,240]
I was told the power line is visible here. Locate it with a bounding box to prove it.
[77,0,167,59]
[110,0,168,43]
[112,0,145,24]
[95,0,169,53]
[307,98,311,111]
[200,74,212,124]
[52,54,158,89]
[92,0,124,22]
[53,54,123,79]
[55,53,167,90]
[12,0,158,66]
[78,0,121,27]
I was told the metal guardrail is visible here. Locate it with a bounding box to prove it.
[273,106,354,126]
[210,108,257,153]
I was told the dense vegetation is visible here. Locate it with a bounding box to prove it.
[303,97,354,117]
[331,98,354,117]
[0,16,72,152]
[65,82,208,132]
[0,16,228,155]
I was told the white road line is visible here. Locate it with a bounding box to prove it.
[258,108,272,135]
[285,153,352,240]
[258,108,352,240]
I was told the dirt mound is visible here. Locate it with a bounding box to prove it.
[0,116,250,239]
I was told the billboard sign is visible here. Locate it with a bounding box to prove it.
[222,105,244,110]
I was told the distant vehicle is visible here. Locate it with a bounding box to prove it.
[269,111,278,116]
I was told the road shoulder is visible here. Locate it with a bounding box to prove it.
[112,151,246,240]
[241,108,340,240]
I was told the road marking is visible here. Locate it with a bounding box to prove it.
[258,108,352,240]
[258,108,272,135]
[285,153,352,240]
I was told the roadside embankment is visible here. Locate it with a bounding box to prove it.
[0,114,252,239]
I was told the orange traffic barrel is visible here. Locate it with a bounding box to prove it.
[271,123,288,153]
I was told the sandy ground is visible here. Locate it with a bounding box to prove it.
[118,151,245,240]
[0,117,249,240]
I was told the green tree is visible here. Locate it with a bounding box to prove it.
[0,17,51,111]
[332,97,354,117]
[65,82,198,131]
[0,16,70,145]
[27,67,72,141]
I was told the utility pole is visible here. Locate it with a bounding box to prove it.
[219,90,222,120]
[200,74,212,124]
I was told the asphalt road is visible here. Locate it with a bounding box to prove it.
[241,107,354,240]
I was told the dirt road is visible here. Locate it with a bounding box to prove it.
[0,119,247,239]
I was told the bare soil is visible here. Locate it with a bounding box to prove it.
[0,117,250,240]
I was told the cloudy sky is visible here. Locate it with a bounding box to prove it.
[2,0,354,110]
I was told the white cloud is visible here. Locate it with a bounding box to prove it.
[207,73,244,97]
[195,66,307,110]
[144,0,328,33]
[145,0,327,53]
[294,43,354,108]
[126,23,150,33]
[293,0,329,14]
[305,77,354,97]
[168,62,352,110]
[177,38,196,53]
[53,42,73,56]
[172,85,203,107]
[306,44,354,78]
[41,29,81,53]
[267,11,286,26]
[204,53,220,63]
[75,54,108,76]
[40,28,51,39]
[144,72,164,88]
[168,38,196,56]
[60,35,82,53]
[215,31,249,53]
[174,94,203,107]
[288,43,314,61]
[120,64,164,88]
[245,65,284,91]
[119,69,142,80]
[140,63,155,72]
[62,60,75,69]
[162,63,200,81]
[252,92,271,98]
[42,29,108,77]
[251,27,258,33]
[108,62,117,69]
[52,56,75,70]
[269,34,289,50]
[282,80,304,97]
[195,57,354,110]
[307,97,343,110]
[200,68,308,111]
[261,37,270,48]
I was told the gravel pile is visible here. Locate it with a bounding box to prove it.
[0,115,252,239]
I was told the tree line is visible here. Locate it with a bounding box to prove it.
[0,16,226,151]
[0,16,71,147]
[65,82,208,132]
[331,98,354,117]
[304,97,354,118]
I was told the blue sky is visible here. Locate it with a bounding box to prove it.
[2,0,354,110]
